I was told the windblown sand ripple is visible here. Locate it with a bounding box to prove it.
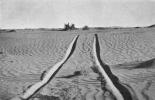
[0,28,155,100]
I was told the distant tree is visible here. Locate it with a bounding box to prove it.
[63,23,70,31]
[82,25,89,30]
[70,24,75,30]
[63,23,77,31]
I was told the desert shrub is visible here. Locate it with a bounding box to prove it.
[63,23,70,31]
[147,24,155,28]
[0,29,16,33]
[8,30,16,32]
[82,26,89,30]
[70,24,76,30]
[63,23,76,31]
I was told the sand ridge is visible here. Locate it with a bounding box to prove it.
[0,28,155,100]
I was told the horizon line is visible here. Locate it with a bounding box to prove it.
[1,23,155,30]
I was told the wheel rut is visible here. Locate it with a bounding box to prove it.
[93,34,133,100]
[10,35,79,100]
[10,34,133,100]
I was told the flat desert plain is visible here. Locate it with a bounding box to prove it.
[0,27,155,100]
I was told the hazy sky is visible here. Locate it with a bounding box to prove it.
[1,0,155,29]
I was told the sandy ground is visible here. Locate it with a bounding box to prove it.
[0,27,155,100]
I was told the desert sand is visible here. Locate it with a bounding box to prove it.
[0,27,155,100]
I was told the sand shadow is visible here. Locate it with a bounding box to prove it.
[94,34,132,100]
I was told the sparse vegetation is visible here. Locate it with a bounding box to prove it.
[82,25,89,30]
[147,24,155,28]
[63,23,76,31]
[0,29,16,33]
[70,24,75,30]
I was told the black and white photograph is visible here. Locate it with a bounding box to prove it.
[1,0,155,100]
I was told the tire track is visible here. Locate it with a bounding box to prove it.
[10,35,79,100]
[0,35,74,79]
[93,34,132,100]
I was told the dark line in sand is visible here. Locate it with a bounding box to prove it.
[20,35,79,100]
[56,71,82,78]
[94,34,132,100]
[45,35,79,83]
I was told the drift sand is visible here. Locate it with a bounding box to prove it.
[1,27,155,100]
[10,35,79,100]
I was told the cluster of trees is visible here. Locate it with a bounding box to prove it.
[63,23,89,31]
[63,23,76,31]
[82,25,89,30]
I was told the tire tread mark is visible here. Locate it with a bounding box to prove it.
[94,34,132,100]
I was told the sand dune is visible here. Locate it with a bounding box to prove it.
[0,27,155,100]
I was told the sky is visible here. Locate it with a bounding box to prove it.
[1,0,155,29]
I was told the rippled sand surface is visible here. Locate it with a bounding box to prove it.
[0,28,155,100]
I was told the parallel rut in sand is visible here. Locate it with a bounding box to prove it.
[10,35,79,100]
[1,28,155,100]
[93,34,132,100]
[10,34,133,100]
